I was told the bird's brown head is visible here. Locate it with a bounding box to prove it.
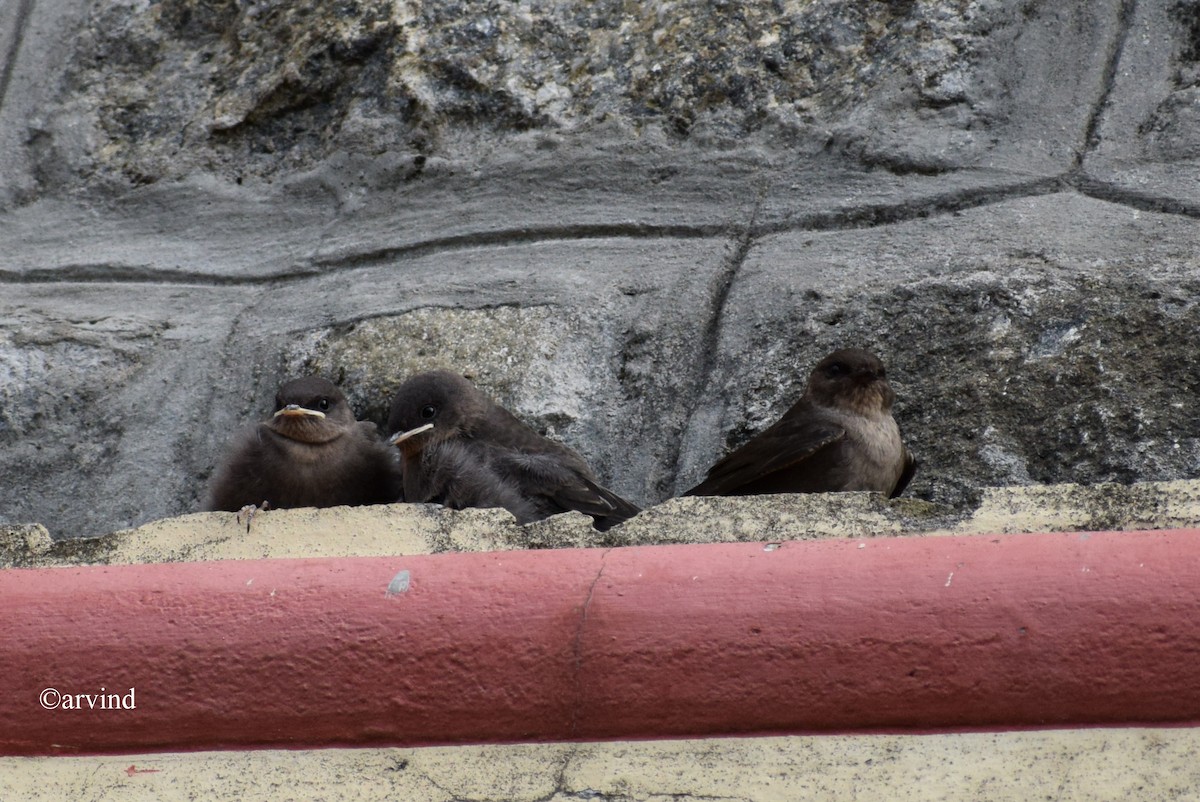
[386,370,489,457]
[265,376,356,444]
[804,348,897,415]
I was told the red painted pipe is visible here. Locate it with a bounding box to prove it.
[2,530,1199,756]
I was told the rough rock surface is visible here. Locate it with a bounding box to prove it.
[7,480,1200,569]
[3,0,1200,538]
[12,0,1096,194]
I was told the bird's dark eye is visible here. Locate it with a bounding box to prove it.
[877,367,887,379]
[318,398,330,411]
[826,362,848,377]
[420,404,437,420]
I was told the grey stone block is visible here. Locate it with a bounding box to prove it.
[678,193,1200,506]
[1086,0,1200,206]
[3,2,1199,541]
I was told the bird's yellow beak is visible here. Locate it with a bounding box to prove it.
[388,423,434,446]
[273,404,326,420]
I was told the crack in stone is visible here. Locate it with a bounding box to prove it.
[1075,0,1139,169]
[412,769,471,802]
[0,264,323,286]
[311,223,729,270]
[531,746,581,802]
[171,308,262,513]
[1071,175,1200,219]
[0,179,1068,289]
[410,745,580,802]
[666,186,764,488]
[757,176,1067,235]
[0,0,35,115]
[569,549,613,739]
[0,179,1064,287]
[13,165,1200,292]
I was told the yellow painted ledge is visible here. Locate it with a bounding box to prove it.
[6,479,1200,567]
[1,729,1196,801]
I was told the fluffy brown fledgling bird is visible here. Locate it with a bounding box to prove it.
[387,370,641,530]
[206,376,402,515]
[686,348,916,498]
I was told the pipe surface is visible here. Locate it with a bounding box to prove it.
[2,530,1198,755]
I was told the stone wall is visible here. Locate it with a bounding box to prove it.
[3,0,1200,538]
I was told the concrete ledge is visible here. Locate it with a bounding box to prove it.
[3,729,1198,802]
[8,480,1200,568]
[4,529,1198,756]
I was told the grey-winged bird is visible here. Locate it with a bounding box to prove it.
[686,348,916,498]
[387,370,640,530]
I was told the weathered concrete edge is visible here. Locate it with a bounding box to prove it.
[2,728,1196,802]
[6,479,1200,567]
[3,530,1198,756]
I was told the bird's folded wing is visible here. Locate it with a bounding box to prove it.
[686,418,845,496]
[890,447,918,499]
[497,451,641,525]
[559,475,642,526]
[410,442,541,522]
